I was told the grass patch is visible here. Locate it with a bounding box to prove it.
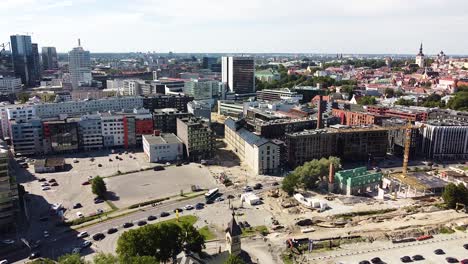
[128,197,170,209]
[105,200,118,210]
[176,192,205,202]
[455,226,467,231]
[241,225,269,237]
[281,253,294,264]
[335,208,397,220]
[198,226,216,240]
[439,226,455,234]
[66,209,117,226]
[151,215,198,227]
[434,203,448,210]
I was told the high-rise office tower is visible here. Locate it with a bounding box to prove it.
[31,43,41,81]
[10,35,36,87]
[221,56,255,94]
[69,39,92,89]
[41,47,58,70]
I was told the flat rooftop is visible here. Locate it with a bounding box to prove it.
[143,133,182,145]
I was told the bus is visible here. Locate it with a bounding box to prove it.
[205,188,219,201]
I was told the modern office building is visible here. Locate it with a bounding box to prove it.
[9,119,44,155]
[217,100,247,119]
[202,57,219,71]
[142,132,183,162]
[256,88,303,102]
[153,108,191,134]
[32,96,143,118]
[10,35,36,87]
[184,79,220,100]
[143,95,194,112]
[31,43,41,81]
[225,118,281,175]
[176,117,213,161]
[43,120,79,153]
[0,76,22,93]
[187,101,211,122]
[418,120,468,160]
[0,140,19,231]
[41,47,58,70]
[222,56,255,94]
[78,114,103,150]
[100,113,125,147]
[69,40,92,89]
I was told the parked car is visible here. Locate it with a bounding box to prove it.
[81,240,92,248]
[41,183,50,187]
[42,186,50,191]
[253,183,263,190]
[244,186,253,192]
[463,244,468,249]
[154,166,165,171]
[123,222,134,228]
[0,259,8,264]
[77,232,88,238]
[147,215,157,221]
[107,228,118,234]
[82,181,90,185]
[94,198,104,204]
[434,249,445,255]
[400,256,411,263]
[445,257,458,263]
[137,220,147,226]
[72,247,81,254]
[51,182,58,186]
[370,257,382,263]
[195,203,204,210]
[76,212,84,218]
[215,197,224,202]
[96,209,104,214]
[460,259,468,264]
[412,255,424,261]
[173,208,183,213]
[184,205,194,210]
[43,231,49,238]
[73,203,82,209]
[97,164,102,167]
[38,178,47,182]
[92,233,105,241]
[358,261,370,264]
[48,179,56,183]
[2,239,14,245]
[271,181,279,186]
[160,212,170,217]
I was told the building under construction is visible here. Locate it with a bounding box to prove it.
[333,167,383,196]
[285,125,388,167]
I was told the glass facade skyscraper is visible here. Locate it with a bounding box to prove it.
[10,35,38,87]
[41,47,58,70]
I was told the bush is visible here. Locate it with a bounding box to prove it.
[128,197,170,209]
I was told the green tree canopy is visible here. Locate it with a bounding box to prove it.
[384,88,395,98]
[58,254,88,264]
[92,176,107,198]
[224,254,246,264]
[282,157,341,194]
[395,98,415,106]
[116,222,205,263]
[357,96,377,106]
[93,253,119,264]
[442,183,468,209]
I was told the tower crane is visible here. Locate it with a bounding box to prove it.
[0,42,10,55]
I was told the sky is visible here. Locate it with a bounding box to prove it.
[1,0,468,54]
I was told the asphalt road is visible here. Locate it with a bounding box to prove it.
[7,185,275,263]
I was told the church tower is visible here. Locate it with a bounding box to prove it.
[415,43,425,68]
[225,211,242,256]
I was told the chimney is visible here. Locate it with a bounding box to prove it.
[153,130,160,136]
[78,38,81,47]
[328,163,335,184]
[317,95,323,129]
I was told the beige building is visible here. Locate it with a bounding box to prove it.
[225,118,280,175]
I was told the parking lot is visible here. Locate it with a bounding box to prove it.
[104,163,217,208]
[314,234,468,264]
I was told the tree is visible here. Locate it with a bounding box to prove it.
[225,254,246,264]
[384,88,395,98]
[116,222,205,263]
[395,98,415,106]
[357,96,377,106]
[442,183,468,209]
[282,157,341,194]
[29,259,56,264]
[93,253,119,264]
[58,253,88,264]
[17,92,30,104]
[92,176,107,198]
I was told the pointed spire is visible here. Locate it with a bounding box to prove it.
[78,38,81,47]
[419,42,423,53]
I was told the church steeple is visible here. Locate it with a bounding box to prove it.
[415,42,425,67]
[418,43,424,56]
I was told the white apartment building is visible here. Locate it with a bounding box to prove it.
[0,76,22,93]
[224,118,280,175]
[32,97,143,118]
[100,113,124,147]
[78,114,103,150]
[418,120,468,160]
[142,133,183,162]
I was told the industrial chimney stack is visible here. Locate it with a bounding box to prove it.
[328,163,335,193]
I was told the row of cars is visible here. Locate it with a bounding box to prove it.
[358,244,468,264]
[38,177,58,191]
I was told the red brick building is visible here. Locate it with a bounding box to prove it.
[366,106,428,121]
[332,109,389,126]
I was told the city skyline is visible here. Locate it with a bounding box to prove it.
[1,0,468,54]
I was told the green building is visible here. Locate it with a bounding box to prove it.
[334,167,382,196]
